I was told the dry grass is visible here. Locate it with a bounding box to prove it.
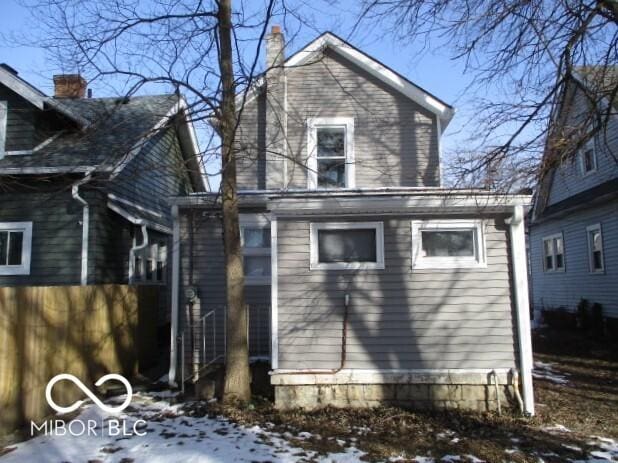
[202,329,618,462]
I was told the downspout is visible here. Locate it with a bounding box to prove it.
[168,205,180,387]
[71,173,93,286]
[129,224,149,281]
[505,205,535,416]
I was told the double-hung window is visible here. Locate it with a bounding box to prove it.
[310,222,384,270]
[307,117,355,189]
[586,224,604,273]
[411,220,486,269]
[542,233,565,272]
[0,222,33,275]
[241,215,271,285]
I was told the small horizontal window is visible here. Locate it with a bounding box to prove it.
[310,222,385,270]
[0,222,32,275]
[412,220,486,269]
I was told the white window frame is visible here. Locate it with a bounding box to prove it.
[0,221,33,275]
[579,138,597,176]
[241,213,271,285]
[586,223,605,274]
[0,101,7,160]
[542,233,565,273]
[411,219,487,269]
[307,117,355,189]
[310,222,385,270]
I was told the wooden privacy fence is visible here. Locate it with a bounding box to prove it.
[0,284,160,435]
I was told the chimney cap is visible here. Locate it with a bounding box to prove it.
[271,25,281,34]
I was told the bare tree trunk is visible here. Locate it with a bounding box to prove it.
[218,0,251,403]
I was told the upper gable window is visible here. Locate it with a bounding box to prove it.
[307,117,355,189]
[579,139,596,176]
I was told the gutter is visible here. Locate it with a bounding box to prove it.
[168,205,180,387]
[506,205,535,416]
[71,172,93,286]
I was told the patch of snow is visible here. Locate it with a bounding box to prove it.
[542,424,572,433]
[0,392,366,463]
[413,458,436,463]
[532,361,570,385]
[505,448,519,455]
[562,443,582,452]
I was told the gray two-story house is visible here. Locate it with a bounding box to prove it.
[0,64,205,321]
[169,30,535,414]
[530,67,618,327]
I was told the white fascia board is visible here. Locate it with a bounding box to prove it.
[176,97,209,192]
[107,201,172,235]
[270,194,532,216]
[285,33,455,128]
[0,165,109,175]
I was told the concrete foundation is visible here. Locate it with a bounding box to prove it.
[273,378,517,412]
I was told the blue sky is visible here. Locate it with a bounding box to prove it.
[0,0,481,185]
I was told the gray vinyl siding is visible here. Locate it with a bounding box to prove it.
[547,91,618,206]
[110,127,193,224]
[178,210,271,359]
[235,49,440,190]
[0,86,62,152]
[276,215,517,370]
[529,198,618,319]
[0,189,82,286]
[236,93,266,190]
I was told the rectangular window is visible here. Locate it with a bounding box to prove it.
[586,224,604,273]
[241,219,271,285]
[580,140,596,175]
[131,239,166,284]
[542,233,565,272]
[310,222,384,270]
[411,220,486,269]
[307,117,355,189]
[0,222,32,275]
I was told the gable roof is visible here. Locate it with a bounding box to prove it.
[0,73,207,191]
[238,32,455,131]
[532,65,618,220]
[0,64,90,128]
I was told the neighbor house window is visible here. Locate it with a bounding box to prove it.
[0,222,33,275]
[580,139,596,175]
[310,222,384,270]
[131,240,167,284]
[241,215,271,285]
[307,117,355,189]
[411,220,486,269]
[542,233,565,272]
[586,224,604,273]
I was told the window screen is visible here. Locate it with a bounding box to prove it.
[318,228,377,263]
[421,230,475,257]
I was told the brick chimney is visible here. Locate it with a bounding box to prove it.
[264,26,286,189]
[53,74,87,98]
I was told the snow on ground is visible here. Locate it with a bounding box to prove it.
[1,393,617,463]
[533,361,570,385]
[0,393,365,463]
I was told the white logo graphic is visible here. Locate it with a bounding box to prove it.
[45,373,133,414]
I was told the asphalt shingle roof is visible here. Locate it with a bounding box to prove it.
[0,94,178,173]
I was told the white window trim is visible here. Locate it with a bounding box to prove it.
[0,221,33,275]
[306,117,355,189]
[0,101,7,160]
[579,138,597,176]
[586,223,605,274]
[241,213,272,285]
[542,232,565,273]
[310,222,384,270]
[411,219,487,269]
